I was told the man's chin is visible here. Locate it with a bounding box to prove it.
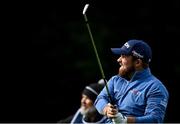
[119,67,135,80]
[119,68,130,79]
[80,106,89,115]
[119,68,126,77]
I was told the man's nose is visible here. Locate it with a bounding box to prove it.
[117,56,122,63]
[81,97,88,104]
[81,98,85,104]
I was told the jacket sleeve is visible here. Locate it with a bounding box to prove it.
[94,77,115,114]
[135,82,169,123]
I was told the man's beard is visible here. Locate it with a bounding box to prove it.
[80,106,90,115]
[118,64,135,80]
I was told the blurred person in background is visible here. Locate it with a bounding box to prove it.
[58,79,106,123]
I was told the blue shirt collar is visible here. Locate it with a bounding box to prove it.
[130,67,151,82]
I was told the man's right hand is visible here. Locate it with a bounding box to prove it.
[103,103,118,118]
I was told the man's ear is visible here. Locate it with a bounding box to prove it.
[135,59,143,68]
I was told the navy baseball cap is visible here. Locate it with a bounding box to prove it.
[111,39,152,63]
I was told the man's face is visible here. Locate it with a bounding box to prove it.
[117,55,136,79]
[80,94,93,115]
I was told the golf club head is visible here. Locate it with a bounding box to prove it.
[83,4,89,15]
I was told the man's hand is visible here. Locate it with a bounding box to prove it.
[112,112,127,123]
[103,103,118,118]
[103,103,127,123]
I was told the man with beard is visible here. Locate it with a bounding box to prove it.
[94,39,169,123]
[58,79,106,123]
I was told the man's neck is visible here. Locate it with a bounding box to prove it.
[127,67,144,81]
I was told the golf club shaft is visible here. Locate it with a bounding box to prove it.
[83,14,113,104]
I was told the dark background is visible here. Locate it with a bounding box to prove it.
[2,0,180,123]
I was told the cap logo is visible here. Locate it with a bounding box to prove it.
[132,50,143,58]
[124,42,130,48]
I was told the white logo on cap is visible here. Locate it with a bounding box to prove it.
[124,42,130,48]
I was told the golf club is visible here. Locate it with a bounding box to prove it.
[82,4,113,104]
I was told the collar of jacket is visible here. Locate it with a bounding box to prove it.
[130,67,151,82]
